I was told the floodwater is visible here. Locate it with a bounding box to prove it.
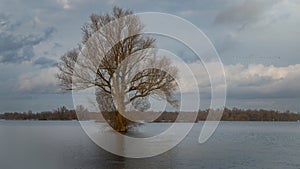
[0,120,299,169]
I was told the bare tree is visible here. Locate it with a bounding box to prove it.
[57,7,178,132]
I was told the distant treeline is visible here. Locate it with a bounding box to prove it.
[155,108,300,122]
[0,107,299,122]
[0,106,76,121]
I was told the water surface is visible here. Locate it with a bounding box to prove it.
[0,121,299,169]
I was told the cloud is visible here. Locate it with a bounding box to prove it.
[0,0,299,99]
[0,14,55,64]
[214,0,280,30]
[176,61,300,99]
[178,10,196,18]
[0,14,21,32]
[212,32,240,54]
[225,63,300,99]
[57,0,71,9]
[17,67,59,93]
[33,57,57,68]
[235,64,299,99]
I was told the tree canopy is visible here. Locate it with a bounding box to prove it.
[57,7,179,132]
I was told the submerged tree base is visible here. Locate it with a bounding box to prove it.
[103,111,137,132]
[113,124,127,132]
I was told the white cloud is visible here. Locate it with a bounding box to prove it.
[57,0,71,9]
[175,61,300,99]
[17,67,59,93]
[225,63,300,98]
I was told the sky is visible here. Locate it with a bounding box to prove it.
[0,0,300,112]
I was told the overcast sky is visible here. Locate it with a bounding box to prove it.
[0,0,299,112]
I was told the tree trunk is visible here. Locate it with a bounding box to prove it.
[113,112,127,132]
[96,89,128,132]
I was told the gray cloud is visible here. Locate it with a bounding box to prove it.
[212,33,241,54]
[214,0,280,30]
[53,42,63,49]
[33,57,57,68]
[0,13,21,31]
[0,14,55,63]
[0,0,299,112]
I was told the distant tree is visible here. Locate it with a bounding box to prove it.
[57,7,178,132]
